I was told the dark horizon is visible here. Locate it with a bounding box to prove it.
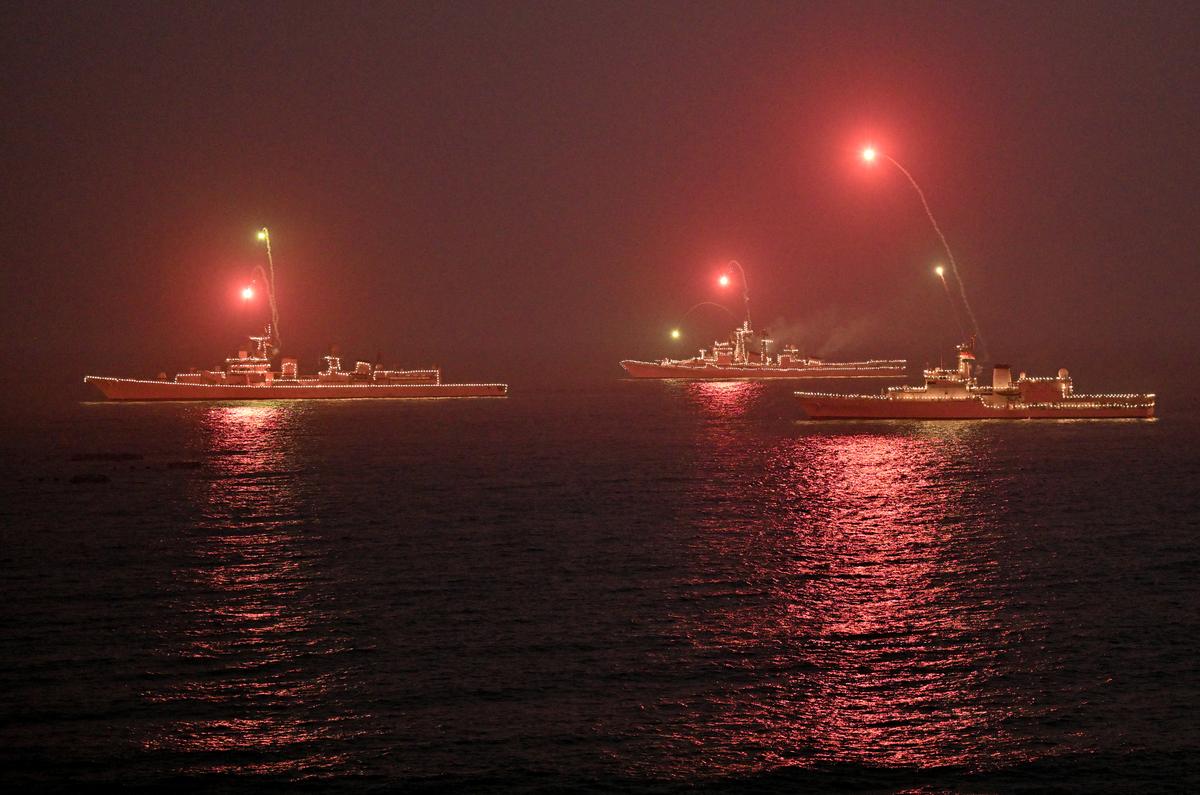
[3,2,1197,398]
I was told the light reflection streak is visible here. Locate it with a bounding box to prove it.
[643,413,1033,778]
[143,402,368,779]
[677,380,764,418]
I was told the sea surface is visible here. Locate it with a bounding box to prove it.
[1,382,1197,792]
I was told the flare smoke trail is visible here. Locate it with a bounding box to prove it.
[884,155,985,355]
[259,229,281,350]
[251,263,281,349]
[937,270,968,342]
[725,259,751,325]
[681,301,738,323]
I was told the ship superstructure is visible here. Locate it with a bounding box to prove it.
[85,325,507,401]
[794,341,1154,419]
[621,320,907,380]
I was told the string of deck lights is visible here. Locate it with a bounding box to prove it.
[883,383,1153,401]
[657,360,908,369]
[84,376,506,390]
[175,366,444,383]
[792,389,1154,409]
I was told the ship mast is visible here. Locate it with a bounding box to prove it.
[255,227,281,352]
[722,259,752,364]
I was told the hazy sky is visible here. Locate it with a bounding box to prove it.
[3,1,1197,395]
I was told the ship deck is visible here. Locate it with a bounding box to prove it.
[84,376,507,401]
[794,392,1155,419]
[620,359,907,380]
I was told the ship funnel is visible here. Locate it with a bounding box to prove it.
[992,364,1012,390]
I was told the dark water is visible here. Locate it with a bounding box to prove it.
[1,382,1197,791]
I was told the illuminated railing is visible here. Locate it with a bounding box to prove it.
[646,358,906,370]
[84,376,507,390]
[795,390,1154,408]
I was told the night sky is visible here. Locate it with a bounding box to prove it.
[3,2,1197,396]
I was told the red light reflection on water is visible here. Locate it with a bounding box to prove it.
[791,433,1006,769]
[144,402,365,778]
[682,380,763,417]
[645,422,1029,777]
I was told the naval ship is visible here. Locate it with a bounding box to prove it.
[794,341,1154,419]
[620,320,907,380]
[85,326,507,401]
[85,227,506,401]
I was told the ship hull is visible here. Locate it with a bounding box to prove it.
[620,360,907,380]
[795,394,1154,420]
[85,377,507,401]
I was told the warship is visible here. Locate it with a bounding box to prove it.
[85,228,507,401]
[794,341,1154,419]
[621,320,906,380]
